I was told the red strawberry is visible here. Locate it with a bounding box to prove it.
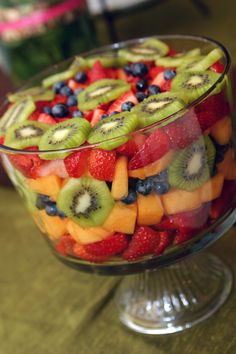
[116,134,146,158]
[29,109,40,121]
[210,181,236,220]
[37,113,56,125]
[123,226,160,261]
[90,108,105,127]
[9,150,42,178]
[87,60,107,83]
[149,66,166,80]
[154,215,177,231]
[210,61,225,73]
[161,79,172,92]
[35,100,51,112]
[168,47,177,56]
[88,149,116,181]
[68,79,87,91]
[0,136,4,144]
[174,229,194,245]
[84,233,128,257]
[56,234,76,256]
[128,129,170,169]
[73,243,110,262]
[83,110,93,122]
[154,231,173,255]
[150,72,165,87]
[38,159,69,178]
[164,110,201,149]
[169,205,210,232]
[107,91,138,114]
[64,149,90,178]
[117,68,128,81]
[52,95,67,105]
[105,68,117,79]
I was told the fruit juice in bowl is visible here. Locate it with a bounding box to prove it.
[0,35,235,274]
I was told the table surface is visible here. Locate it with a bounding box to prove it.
[0,186,236,354]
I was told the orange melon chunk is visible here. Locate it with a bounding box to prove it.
[210,116,232,145]
[161,188,202,215]
[137,194,164,225]
[217,148,235,179]
[103,202,137,234]
[67,220,111,245]
[111,156,128,200]
[200,173,224,203]
[128,150,175,179]
[27,175,62,200]
[36,210,68,240]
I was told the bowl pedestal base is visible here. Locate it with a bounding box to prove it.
[115,252,232,335]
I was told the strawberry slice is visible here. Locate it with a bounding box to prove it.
[84,233,128,257]
[168,47,177,56]
[88,149,116,181]
[210,181,236,220]
[87,60,107,83]
[174,229,194,245]
[105,68,117,79]
[149,66,166,80]
[150,72,165,87]
[117,68,128,81]
[29,109,40,121]
[0,136,5,145]
[64,149,90,178]
[35,100,51,112]
[38,159,69,178]
[128,129,170,169]
[68,79,87,92]
[73,243,110,262]
[107,90,138,114]
[90,108,106,127]
[154,231,173,255]
[116,133,146,158]
[123,226,160,261]
[9,148,42,178]
[56,234,76,256]
[37,113,56,125]
[51,95,68,105]
[164,110,201,149]
[210,61,225,73]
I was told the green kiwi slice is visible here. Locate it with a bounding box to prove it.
[132,92,186,128]
[86,52,127,68]
[5,121,49,149]
[178,48,223,72]
[0,98,36,136]
[88,112,138,150]
[156,48,201,67]
[77,79,130,111]
[171,71,221,103]
[39,118,90,160]
[168,136,216,191]
[8,86,55,103]
[119,38,169,62]
[57,177,115,228]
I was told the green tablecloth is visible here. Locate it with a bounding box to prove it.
[0,185,236,354]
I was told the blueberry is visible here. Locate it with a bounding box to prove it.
[43,106,52,115]
[53,81,66,93]
[215,150,225,163]
[129,178,139,189]
[75,88,84,95]
[150,170,168,184]
[136,79,148,91]
[110,111,119,116]
[211,165,218,177]
[152,181,170,195]
[136,91,148,102]
[60,85,73,97]
[136,179,152,196]
[75,71,87,83]
[52,103,69,118]
[36,194,50,210]
[45,202,58,216]
[72,110,84,118]
[121,101,135,112]
[131,62,148,77]
[124,64,133,75]
[67,95,78,107]
[58,210,67,219]
[101,113,109,119]
[164,70,176,80]
[148,85,161,95]
[122,190,137,204]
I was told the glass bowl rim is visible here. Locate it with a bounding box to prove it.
[0,33,231,156]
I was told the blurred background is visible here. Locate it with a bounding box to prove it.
[0,0,235,183]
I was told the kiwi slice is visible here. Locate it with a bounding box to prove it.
[171,71,221,103]
[57,177,115,227]
[132,92,186,128]
[8,86,55,103]
[156,48,201,67]
[168,136,216,191]
[39,118,90,160]
[0,98,36,136]
[77,79,130,111]
[119,38,169,62]
[86,52,127,68]
[178,48,223,72]
[88,112,138,150]
[5,121,49,149]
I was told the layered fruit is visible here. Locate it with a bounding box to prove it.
[0,37,236,263]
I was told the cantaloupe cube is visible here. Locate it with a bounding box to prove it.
[27,175,62,200]
[161,189,202,215]
[111,156,128,199]
[103,202,137,234]
[137,194,164,225]
[129,150,175,179]
[217,148,235,178]
[67,220,111,244]
[33,211,46,234]
[36,210,68,240]
[200,173,224,203]
[210,116,232,145]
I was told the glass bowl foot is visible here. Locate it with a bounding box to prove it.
[115,252,233,335]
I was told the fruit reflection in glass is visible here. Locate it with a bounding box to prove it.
[0,35,235,335]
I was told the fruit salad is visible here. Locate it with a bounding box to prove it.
[0,36,235,265]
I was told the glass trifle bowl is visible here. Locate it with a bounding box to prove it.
[0,35,236,335]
